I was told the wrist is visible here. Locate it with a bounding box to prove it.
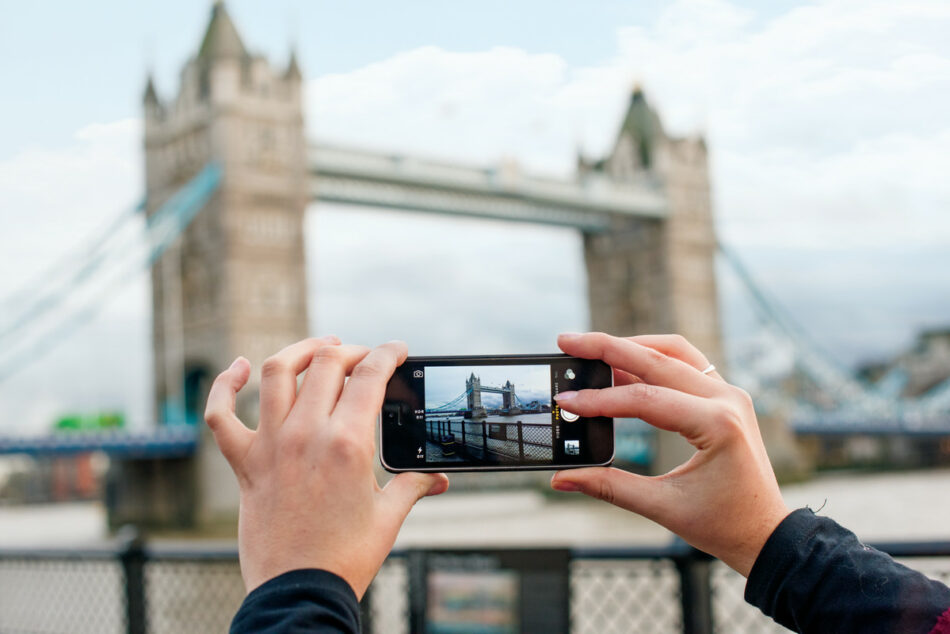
[730,503,792,577]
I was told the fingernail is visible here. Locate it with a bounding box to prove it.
[322,335,341,344]
[555,391,578,401]
[552,479,579,492]
[229,356,246,370]
[559,332,582,340]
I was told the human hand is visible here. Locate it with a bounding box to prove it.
[550,332,789,577]
[204,336,449,596]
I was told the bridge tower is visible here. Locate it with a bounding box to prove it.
[502,380,519,412]
[113,2,309,529]
[466,373,487,419]
[580,89,723,472]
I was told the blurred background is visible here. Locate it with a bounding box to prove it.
[1,1,949,632]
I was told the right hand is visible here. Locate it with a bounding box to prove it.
[550,332,790,577]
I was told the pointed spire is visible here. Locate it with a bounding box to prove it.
[620,86,663,169]
[144,74,159,105]
[285,49,302,81]
[198,1,247,61]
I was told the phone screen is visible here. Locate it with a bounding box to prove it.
[380,354,613,472]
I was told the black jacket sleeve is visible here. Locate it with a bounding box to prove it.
[230,569,360,634]
[745,508,950,633]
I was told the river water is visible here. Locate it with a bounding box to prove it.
[2,468,950,547]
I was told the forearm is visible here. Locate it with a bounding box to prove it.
[230,569,361,634]
[746,508,950,634]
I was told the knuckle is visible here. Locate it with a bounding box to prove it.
[261,355,289,379]
[203,408,222,428]
[714,401,746,436]
[729,386,755,411]
[669,333,690,350]
[595,475,616,505]
[332,433,373,463]
[629,382,662,407]
[313,344,343,365]
[588,331,612,349]
[280,425,310,454]
[351,360,385,380]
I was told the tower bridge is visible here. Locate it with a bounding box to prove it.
[18,2,950,527]
[465,373,521,418]
[0,1,864,524]
[133,2,724,527]
[2,2,948,528]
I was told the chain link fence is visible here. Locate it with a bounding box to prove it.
[3,539,950,633]
[427,418,553,463]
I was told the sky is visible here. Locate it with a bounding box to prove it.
[0,0,949,433]
[424,365,552,410]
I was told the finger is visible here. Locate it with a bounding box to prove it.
[613,367,643,387]
[379,471,450,525]
[332,341,408,436]
[259,336,341,432]
[293,344,372,421]
[629,334,722,380]
[551,468,670,522]
[204,357,254,470]
[558,332,720,397]
[554,383,716,438]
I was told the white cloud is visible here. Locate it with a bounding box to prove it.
[0,120,152,434]
[607,0,950,248]
[305,0,950,250]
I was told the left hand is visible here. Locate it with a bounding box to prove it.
[204,336,449,597]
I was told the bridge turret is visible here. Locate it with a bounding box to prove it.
[134,0,309,530]
[583,86,723,473]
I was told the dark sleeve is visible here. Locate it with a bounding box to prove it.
[745,508,950,634]
[230,569,360,634]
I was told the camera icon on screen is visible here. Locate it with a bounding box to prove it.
[413,369,424,379]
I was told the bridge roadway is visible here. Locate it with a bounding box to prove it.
[309,142,668,232]
[0,426,198,458]
[791,417,950,437]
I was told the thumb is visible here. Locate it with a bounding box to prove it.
[381,472,450,522]
[204,357,254,471]
[551,467,664,520]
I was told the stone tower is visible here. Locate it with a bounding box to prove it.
[580,89,723,472]
[142,2,308,526]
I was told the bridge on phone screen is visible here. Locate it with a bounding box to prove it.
[425,376,547,418]
[1,2,948,523]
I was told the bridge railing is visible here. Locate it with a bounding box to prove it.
[2,533,950,634]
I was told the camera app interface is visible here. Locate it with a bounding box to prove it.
[383,356,611,470]
[423,364,554,464]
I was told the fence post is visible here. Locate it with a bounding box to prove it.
[672,540,714,634]
[482,420,488,455]
[517,421,524,461]
[117,525,147,634]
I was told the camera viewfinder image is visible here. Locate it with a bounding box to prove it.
[423,365,552,463]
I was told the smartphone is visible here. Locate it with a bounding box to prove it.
[380,354,614,472]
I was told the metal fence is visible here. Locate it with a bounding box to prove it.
[426,418,553,462]
[2,534,950,634]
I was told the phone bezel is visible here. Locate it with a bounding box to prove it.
[379,353,615,473]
